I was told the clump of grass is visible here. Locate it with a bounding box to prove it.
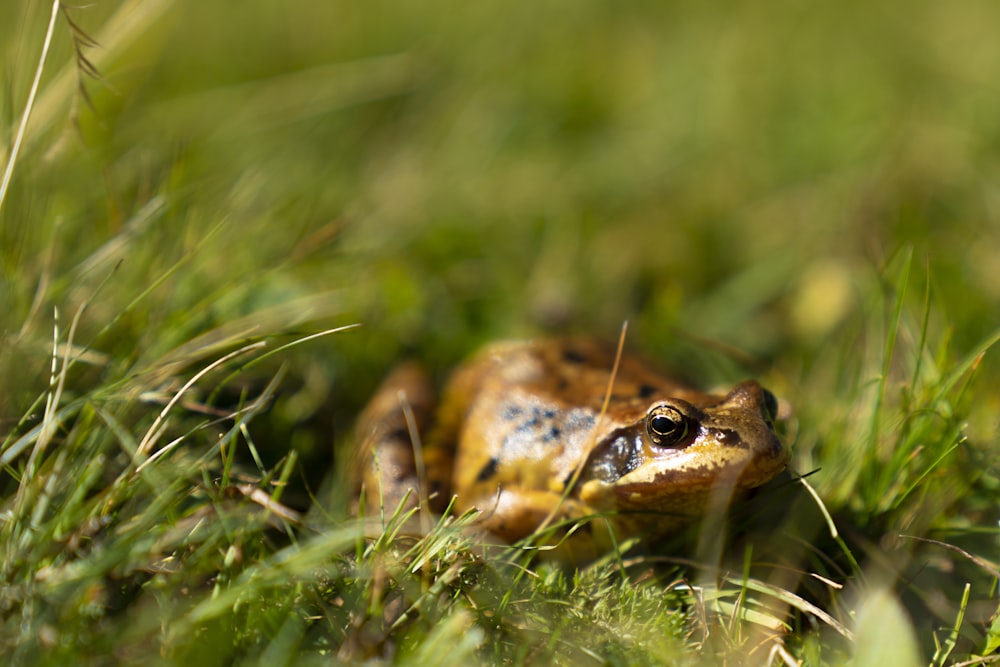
[784,251,1000,663]
[0,312,318,661]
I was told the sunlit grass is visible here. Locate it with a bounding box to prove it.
[2,1,999,664]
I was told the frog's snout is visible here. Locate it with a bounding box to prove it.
[721,381,780,421]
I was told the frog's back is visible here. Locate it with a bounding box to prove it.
[452,339,718,414]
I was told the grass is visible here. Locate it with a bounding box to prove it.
[2,1,999,664]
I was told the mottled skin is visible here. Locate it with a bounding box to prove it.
[356,339,787,552]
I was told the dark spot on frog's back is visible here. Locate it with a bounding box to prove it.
[561,348,587,364]
[563,409,596,434]
[638,384,658,399]
[501,404,524,422]
[475,457,499,482]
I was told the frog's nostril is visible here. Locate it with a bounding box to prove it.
[722,381,776,414]
[761,388,779,421]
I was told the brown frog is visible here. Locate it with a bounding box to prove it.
[355,339,787,554]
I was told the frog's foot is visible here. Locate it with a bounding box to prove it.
[465,489,609,560]
[356,362,445,515]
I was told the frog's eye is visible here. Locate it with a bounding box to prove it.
[761,389,779,421]
[645,405,689,447]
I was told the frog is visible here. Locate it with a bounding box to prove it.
[354,338,787,555]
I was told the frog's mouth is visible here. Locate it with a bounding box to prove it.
[618,448,783,490]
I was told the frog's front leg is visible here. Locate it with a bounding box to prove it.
[355,363,452,515]
[465,488,592,542]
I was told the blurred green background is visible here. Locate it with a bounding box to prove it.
[2,0,999,483]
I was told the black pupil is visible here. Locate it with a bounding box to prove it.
[650,414,679,436]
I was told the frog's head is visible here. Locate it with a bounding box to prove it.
[577,380,787,525]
